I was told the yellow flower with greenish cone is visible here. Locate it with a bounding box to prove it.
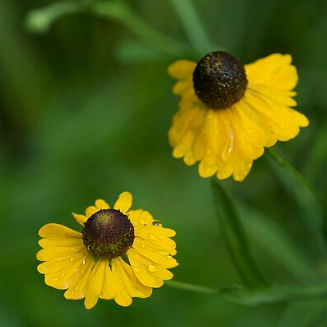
[168,52,309,181]
[37,192,178,309]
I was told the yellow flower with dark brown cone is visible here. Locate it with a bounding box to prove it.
[37,192,178,309]
[168,52,309,181]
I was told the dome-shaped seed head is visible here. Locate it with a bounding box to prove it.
[82,209,134,260]
[193,51,248,109]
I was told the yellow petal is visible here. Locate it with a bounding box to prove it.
[44,254,88,290]
[114,192,133,213]
[84,259,106,309]
[100,261,115,300]
[72,213,87,226]
[95,199,110,210]
[37,251,86,274]
[37,244,85,261]
[64,256,95,300]
[133,238,178,268]
[38,237,83,249]
[85,206,98,219]
[38,224,81,238]
[168,60,196,79]
[127,249,164,288]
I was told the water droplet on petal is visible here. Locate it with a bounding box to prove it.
[140,219,147,226]
[152,220,162,226]
[148,264,156,272]
[133,266,141,273]
[148,234,157,241]
[141,243,146,249]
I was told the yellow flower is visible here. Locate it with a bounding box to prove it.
[168,52,309,181]
[37,192,178,309]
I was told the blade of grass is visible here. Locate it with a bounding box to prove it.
[211,180,270,288]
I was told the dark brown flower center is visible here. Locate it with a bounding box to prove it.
[82,209,134,260]
[193,51,248,109]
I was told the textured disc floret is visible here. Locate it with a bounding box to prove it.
[193,51,248,109]
[82,209,134,259]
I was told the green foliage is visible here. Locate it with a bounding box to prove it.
[1,0,327,326]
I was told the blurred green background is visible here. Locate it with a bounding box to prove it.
[1,0,327,326]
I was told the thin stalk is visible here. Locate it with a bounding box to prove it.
[167,280,327,306]
[25,1,84,33]
[91,1,189,56]
[25,0,188,56]
[169,0,213,53]
[266,147,327,233]
[212,180,270,288]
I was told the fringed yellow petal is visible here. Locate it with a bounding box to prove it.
[72,213,87,226]
[127,249,164,288]
[168,60,196,79]
[114,192,133,214]
[95,199,110,210]
[38,224,81,239]
[84,260,106,309]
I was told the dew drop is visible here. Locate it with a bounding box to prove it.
[148,265,156,272]
[140,219,147,226]
[152,220,162,226]
[148,234,157,241]
[141,243,146,249]
[133,267,141,273]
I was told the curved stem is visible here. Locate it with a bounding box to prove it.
[212,180,270,288]
[166,280,219,295]
[25,1,84,33]
[25,0,189,56]
[267,148,325,207]
[266,148,327,234]
[166,280,327,306]
[168,0,213,53]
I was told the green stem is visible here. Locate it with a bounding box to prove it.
[212,180,270,288]
[166,280,219,295]
[91,1,188,56]
[166,280,327,306]
[168,0,213,53]
[267,148,324,207]
[25,1,84,34]
[266,148,327,232]
[25,0,188,56]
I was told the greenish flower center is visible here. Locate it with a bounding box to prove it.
[193,51,248,109]
[82,209,134,260]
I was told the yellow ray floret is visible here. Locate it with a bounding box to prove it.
[37,192,178,309]
[168,53,309,181]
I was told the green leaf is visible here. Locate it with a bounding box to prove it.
[211,180,270,288]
